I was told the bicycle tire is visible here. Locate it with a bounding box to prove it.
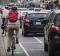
[11,36,15,56]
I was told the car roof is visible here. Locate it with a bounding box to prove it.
[17,8,27,11]
[34,8,43,9]
[20,10,29,12]
[27,11,48,14]
[41,10,51,12]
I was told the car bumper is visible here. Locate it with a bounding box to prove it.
[24,25,44,33]
[52,34,60,46]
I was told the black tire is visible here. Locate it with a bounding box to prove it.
[12,36,15,56]
[48,41,55,56]
[22,29,27,36]
[44,41,48,52]
[12,37,14,56]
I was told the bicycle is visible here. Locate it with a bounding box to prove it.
[11,29,16,56]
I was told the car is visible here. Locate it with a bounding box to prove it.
[22,11,49,36]
[44,10,60,56]
[28,7,34,11]
[17,8,28,11]
[20,11,29,28]
[41,9,52,13]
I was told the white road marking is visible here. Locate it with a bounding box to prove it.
[21,42,41,43]
[28,49,44,51]
[19,42,30,56]
[34,37,43,43]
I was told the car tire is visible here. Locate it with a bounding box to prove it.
[44,40,48,52]
[48,41,55,56]
[22,29,27,36]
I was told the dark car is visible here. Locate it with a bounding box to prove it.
[44,10,60,56]
[22,11,49,36]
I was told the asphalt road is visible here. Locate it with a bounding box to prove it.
[0,12,48,56]
[18,30,48,56]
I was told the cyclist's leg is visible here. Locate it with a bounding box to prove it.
[14,25,19,43]
[16,25,19,43]
[7,25,12,52]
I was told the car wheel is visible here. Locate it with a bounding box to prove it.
[22,29,27,36]
[44,42,48,52]
[48,41,55,56]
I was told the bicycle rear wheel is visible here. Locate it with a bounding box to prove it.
[11,36,15,56]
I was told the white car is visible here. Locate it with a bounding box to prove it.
[40,10,52,13]
[17,8,28,12]
[20,10,35,28]
[20,10,35,18]
[20,11,28,18]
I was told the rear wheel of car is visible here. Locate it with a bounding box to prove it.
[44,40,48,52]
[48,41,55,56]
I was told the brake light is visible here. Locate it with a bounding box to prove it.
[51,24,59,32]
[24,19,30,23]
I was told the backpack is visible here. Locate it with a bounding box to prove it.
[8,10,18,22]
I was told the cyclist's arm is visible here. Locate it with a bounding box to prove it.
[18,12,21,26]
[4,16,8,26]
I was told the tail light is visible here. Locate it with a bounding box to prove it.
[50,24,59,32]
[24,19,30,23]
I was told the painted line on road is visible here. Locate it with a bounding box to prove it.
[28,49,44,51]
[19,42,30,56]
[20,42,40,43]
[34,37,43,43]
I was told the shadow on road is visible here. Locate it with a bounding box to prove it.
[23,33,44,37]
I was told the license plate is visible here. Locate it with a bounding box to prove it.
[36,22,41,25]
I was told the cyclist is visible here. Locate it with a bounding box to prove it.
[1,6,9,34]
[4,6,20,52]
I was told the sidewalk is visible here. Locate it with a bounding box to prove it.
[0,29,6,56]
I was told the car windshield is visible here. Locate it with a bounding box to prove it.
[27,13,48,20]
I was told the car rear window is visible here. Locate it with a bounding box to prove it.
[27,13,48,20]
[56,14,60,21]
[55,14,60,26]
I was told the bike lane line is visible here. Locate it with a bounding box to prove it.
[19,42,30,56]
